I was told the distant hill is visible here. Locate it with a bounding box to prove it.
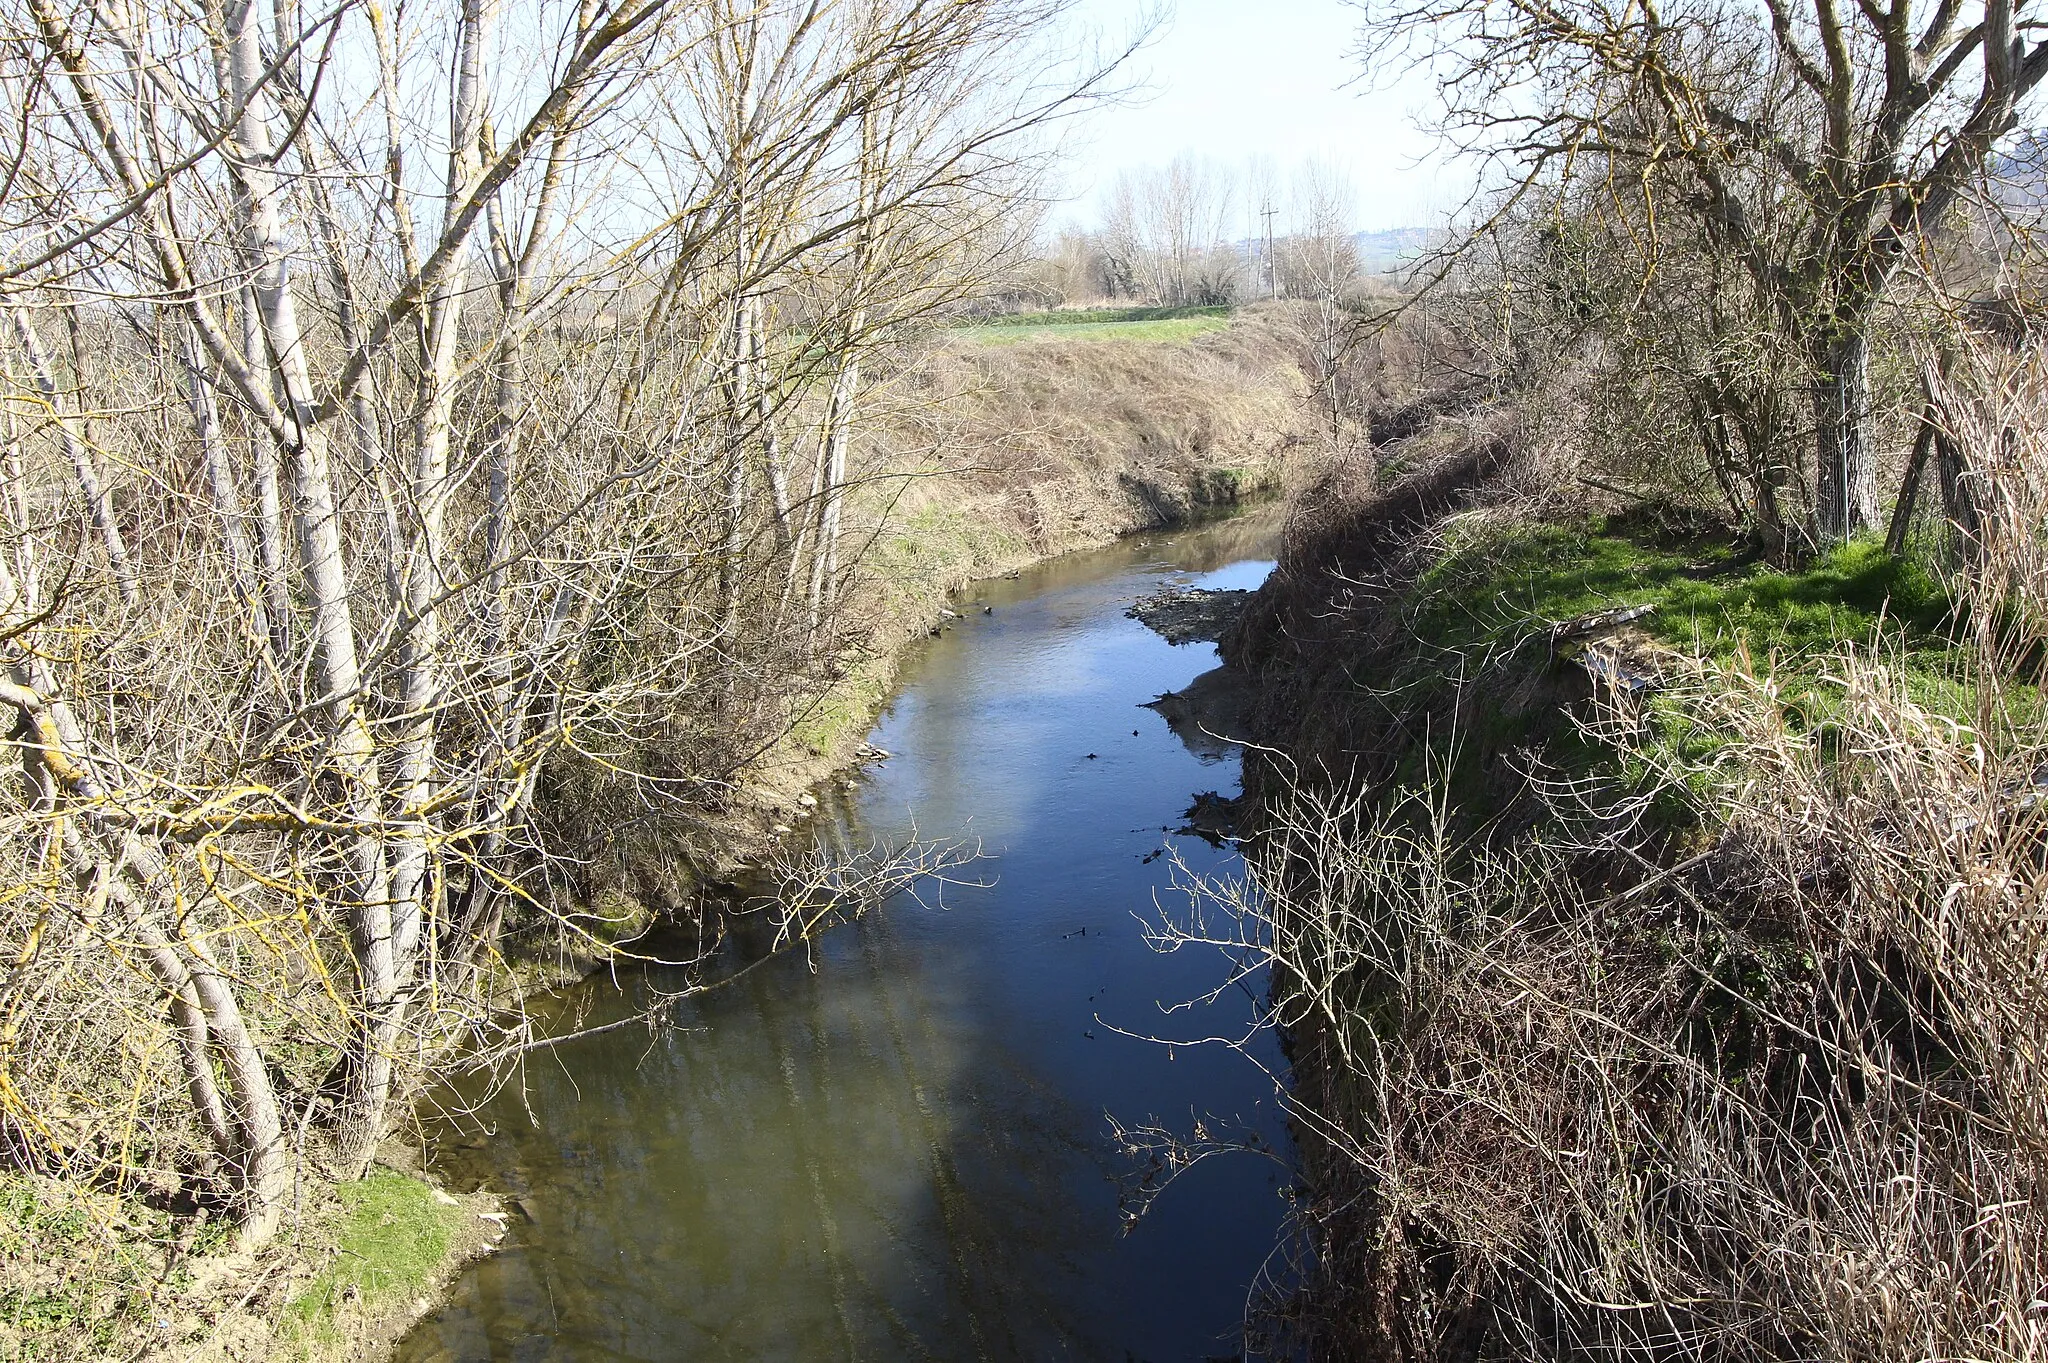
[1223,225,1438,285]
[1353,227,1435,274]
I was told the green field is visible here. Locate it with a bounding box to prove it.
[951,306,1231,346]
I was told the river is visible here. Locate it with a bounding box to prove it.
[396,512,1292,1363]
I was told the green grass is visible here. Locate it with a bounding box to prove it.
[1413,516,1951,673]
[863,500,1029,613]
[0,1173,186,1359]
[1368,512,2012,831]
[285,1171,461,1346]
[790,652,895,759]
[564,885,659,952]
[953,314,1231,346]
[1191,464,1278,505]
[789,499,1028,759]
[951,305,1231,328]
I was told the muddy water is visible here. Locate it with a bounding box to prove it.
[396,513,1291,1363]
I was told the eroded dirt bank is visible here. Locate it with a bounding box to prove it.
[1209,388,2035,1359]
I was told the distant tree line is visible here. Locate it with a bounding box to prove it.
[1021,154,1373,309]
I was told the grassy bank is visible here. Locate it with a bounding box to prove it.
[1350,509,1993,805]
[950,304,1231,327]
[948,305,1233,345]
[1,1164,496,1363]
[2,309,1312,1363]
[1220,417,2048,1360]
[1229,445,1993,817]
[953,315,1232,346]
[742,308,1309,815]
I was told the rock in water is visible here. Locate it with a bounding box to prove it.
[1126,586,1254,646]
[1177,791,1242,846]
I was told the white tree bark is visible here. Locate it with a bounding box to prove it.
[361,0,500,1174]
[178,320,276,662]
[222,0,395,1174]
[6,305,140,608]
[806,345,859,640]
[231,291,297,648]
[749,299,794,550]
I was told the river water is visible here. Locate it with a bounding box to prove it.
[396,513,1291,1363]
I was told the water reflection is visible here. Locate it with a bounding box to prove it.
[400,512,1291,1363]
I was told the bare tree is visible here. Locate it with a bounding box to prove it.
[1360,0,2048,540]
[1283,159,1363,441]
[0,0,1128,1254]
[1103,152,1243,306]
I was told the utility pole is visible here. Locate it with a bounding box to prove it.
[1245,199,1255,299]
[1260,200,1279,300]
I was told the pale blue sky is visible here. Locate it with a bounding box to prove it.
[1054,0,1455,232]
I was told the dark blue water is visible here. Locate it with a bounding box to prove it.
[398,513,1290,1363]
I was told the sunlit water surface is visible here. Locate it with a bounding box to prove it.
[397,513,1291,1363]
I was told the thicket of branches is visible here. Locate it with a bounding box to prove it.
[1165,332,2048,1359]
[0,0,1123,1250]
[1361,0,2048,548]
[1217,571,2048,1360]
[1140,0,2048,1354]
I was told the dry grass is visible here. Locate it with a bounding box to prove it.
[901,308,1311,546]
[816,310,1312,636]
[739,312,1315,817]
[1225,665,2048,1359]
[951,314,1232,345]
[1185,341,2048,1361]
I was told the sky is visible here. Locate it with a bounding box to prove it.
[1050,0,1457,233]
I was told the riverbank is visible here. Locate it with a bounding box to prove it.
[401,308,1309,990]
[390,508,1295,1363]
[348,317,1303,1362]
[1216,397,2047,1357]
[700,305,1309,879]
[0,311,1311,1363]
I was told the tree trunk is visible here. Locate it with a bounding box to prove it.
[1697,407,1751,527]
[179,321,276,661]
[806,350,858,643]
[719,296,753,643]
[1935,419,1981,570]
[1885,401,1938,557]
[1813,325,1878,543]
[748,299,792,552]
[127,902,289,1246]
[7,305,140,607]
[0,522,288,1244]
[719,160,756,641]
[223,0,393,1175]
[235,290,297,650]
[352,0,497,1178]
[298,158,406,601]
